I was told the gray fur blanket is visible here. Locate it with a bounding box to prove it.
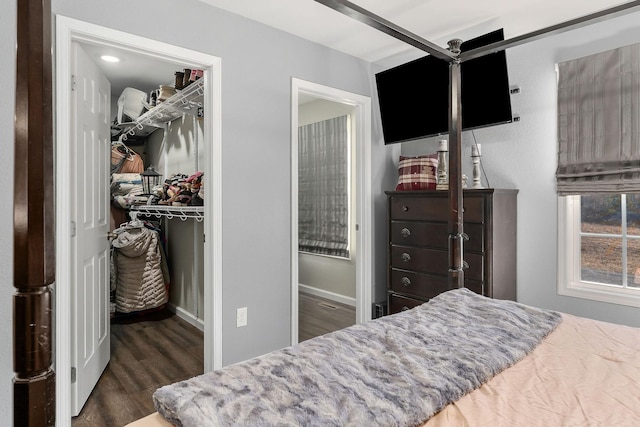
[153,288,561,426]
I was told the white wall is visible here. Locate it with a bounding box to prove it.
[395,10,640,327]
[165,219,205,321]
[147,115,206,323]
[153,115,205,176]
[298,99,356,301]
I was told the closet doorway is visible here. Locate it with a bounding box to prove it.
[290,79,373,344]
[55,16,222,423]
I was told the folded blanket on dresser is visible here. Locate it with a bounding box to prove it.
[153,288,561,427]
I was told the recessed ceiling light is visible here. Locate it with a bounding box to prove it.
[100,55,120,63]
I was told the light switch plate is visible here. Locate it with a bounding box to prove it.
[236,307,248,327]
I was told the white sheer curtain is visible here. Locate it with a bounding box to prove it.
[556,42,640,195]
[298,115,349,258]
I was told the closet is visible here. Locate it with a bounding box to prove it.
[109,70,205,329]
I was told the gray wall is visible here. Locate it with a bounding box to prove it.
[48,0,380,371]
[496,10,640,326]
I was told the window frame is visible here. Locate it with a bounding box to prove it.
[558,195,640,308]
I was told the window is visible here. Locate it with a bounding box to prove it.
[555,43,640,307]
[298,115,350,258]
[558,194,640,307]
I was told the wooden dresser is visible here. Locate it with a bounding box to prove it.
[386,189,518,314]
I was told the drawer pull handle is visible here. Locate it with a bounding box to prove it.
[402,205,409,212]
[401,306,410,311]
[401,277,411,287]
[401,253,411,262]
[400,227,411,238]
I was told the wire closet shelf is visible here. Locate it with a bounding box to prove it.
[130,205,204,222]
[120,78,204,141]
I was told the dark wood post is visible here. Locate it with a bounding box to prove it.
[447,39,465,290]
[13,0,56,425]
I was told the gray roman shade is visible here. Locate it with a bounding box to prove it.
[556,42,640,195]
[298,115,350,258]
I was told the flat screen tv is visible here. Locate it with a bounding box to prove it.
[375,28,513,144]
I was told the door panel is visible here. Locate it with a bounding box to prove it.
[71,41,111,416]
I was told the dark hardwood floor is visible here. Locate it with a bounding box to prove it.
[72,310,204,427]
[72,293,355,426]
[298,292,356,342]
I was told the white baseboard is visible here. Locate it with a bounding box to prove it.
[298,284,356,307]
[167,303,204,331]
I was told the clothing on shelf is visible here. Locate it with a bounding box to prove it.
[110,140,144,231]
[111,173,145,209]
[148,171,204,207]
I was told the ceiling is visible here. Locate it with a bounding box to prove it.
[198,0,635,64]
[78,41,180,99]
[81,0,636,101]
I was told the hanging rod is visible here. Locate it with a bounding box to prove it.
[130,205,204,222]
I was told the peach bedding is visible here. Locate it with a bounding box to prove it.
[423,313,640,426]
[127,313,640,427]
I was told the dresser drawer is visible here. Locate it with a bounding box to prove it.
[389,269,485,299]
[390,245,484,280]
[389,195,484,222]
[388,293,425,314]
[390,221,484,252]
[389,269,450,299]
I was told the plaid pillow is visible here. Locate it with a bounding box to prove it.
[395,154,438,191]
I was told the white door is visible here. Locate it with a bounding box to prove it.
[70,42,112,416]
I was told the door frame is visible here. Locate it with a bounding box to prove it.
[55,15,223,423]
[290,78,372,344]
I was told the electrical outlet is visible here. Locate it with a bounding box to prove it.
[236,307,248,327]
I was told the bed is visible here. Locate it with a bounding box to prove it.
[126,288,640,427]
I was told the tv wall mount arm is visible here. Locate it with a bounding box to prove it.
[314,0,640,290]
